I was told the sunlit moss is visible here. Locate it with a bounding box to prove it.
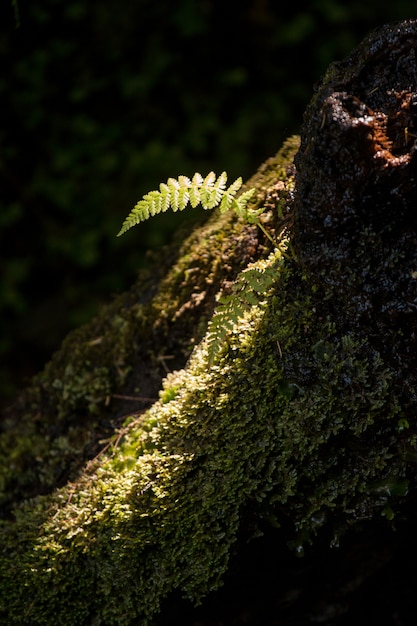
[1,134,412,625]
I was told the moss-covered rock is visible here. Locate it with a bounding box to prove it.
[0,138,305,623]
[1,22,417,625]
[0,138,295,515]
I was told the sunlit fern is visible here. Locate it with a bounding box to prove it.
[117,172,260,237]
[118,172,289,363]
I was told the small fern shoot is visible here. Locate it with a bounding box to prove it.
[117,172,256,237]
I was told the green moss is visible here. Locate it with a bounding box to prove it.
[1,134,411,624]
[0,136,300,514]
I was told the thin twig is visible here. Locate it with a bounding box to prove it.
[112,394,157,402]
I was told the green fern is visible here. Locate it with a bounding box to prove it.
[206,245,287,363]
[117,172,256,237]
[118,171,291,363]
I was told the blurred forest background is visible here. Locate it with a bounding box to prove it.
[1,0,416,405]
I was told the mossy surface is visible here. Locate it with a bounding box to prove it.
[0,137,298,516]
[0,133,414,625]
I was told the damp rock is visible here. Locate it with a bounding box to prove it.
[294,19,417,400]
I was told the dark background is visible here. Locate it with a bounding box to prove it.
[1,0,416,404]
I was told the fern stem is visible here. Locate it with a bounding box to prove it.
[255,220,279,248]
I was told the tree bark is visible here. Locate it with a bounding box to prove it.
[1,20,417,626]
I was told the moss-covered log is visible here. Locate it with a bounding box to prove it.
[1,21,417,625]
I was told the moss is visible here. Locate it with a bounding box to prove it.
[0,128,414,623]
[0,136,299,514]
[1,106,413,622]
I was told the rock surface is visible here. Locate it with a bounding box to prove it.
[295,20,417,408]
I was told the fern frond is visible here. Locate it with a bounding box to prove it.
[206,244,288,363]
[117,171,251,236]
[143,190,163,217]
